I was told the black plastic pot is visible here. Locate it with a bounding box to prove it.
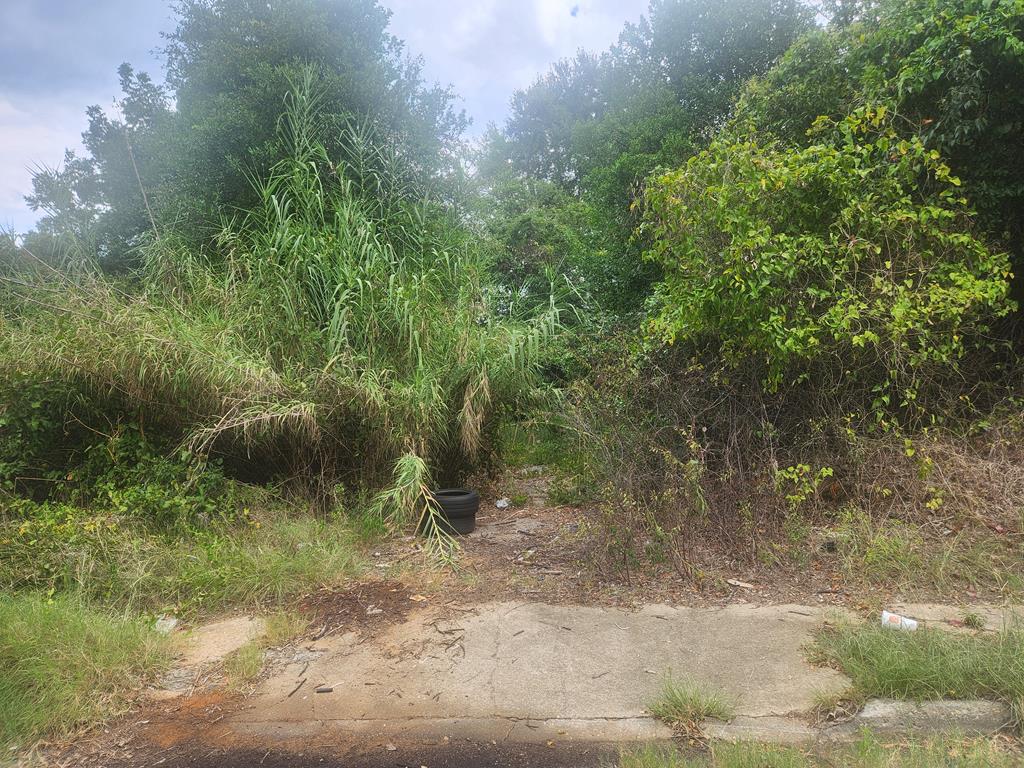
[431,488,479,535]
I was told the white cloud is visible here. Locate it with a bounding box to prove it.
[0,0,650,232]
[0,95,94,233]
[383,0,646,131]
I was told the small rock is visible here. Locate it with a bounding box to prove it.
[365,605,383,616]
[495,497,511,509]
[154,615,179,635]
[385,743,397,752]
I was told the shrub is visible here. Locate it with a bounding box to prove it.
[737,0,1024,286]
[641,106,1013,422]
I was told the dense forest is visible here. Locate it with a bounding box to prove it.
[2,0,1024,750]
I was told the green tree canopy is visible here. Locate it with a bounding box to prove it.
[737,0,1024,298]
[27,0,467,270]
[480,0,811,314]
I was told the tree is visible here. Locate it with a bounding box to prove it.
[27,0,468,270]
[737,0,1024,302]
[480,0,812,314]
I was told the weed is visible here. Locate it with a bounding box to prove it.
[499,422,571,469]
[832,507,923,583]
[224,640,266,687]
[810,689,857,724]
[647,675,733,727]
[548,471,593,506]
[962,612,987,631]
[224,610,308,688]
[262,610,309,647]
[812,621,1024,727]
[0,593,170,749]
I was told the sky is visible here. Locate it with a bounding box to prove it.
[0,0,648,233]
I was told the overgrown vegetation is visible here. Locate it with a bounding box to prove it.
[4,66,555,554]
[4,0,1024,749]
[0,594,170,749]
[485,0,1024,587]
[813,621,1024,726]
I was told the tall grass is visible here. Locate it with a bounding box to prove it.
[0,594,170,749]
[0,508,365,615]
[0,67,557,545]
[812,622,1024,728]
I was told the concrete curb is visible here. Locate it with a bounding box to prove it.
[822,698,1013,740]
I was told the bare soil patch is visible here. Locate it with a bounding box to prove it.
[296,579,414,639]
[436,467,1020,613]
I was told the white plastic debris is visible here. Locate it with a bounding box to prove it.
[495,497,511,509]
[154,615,179,635]
[881,610,918,631]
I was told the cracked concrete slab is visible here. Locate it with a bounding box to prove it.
[229,601,847,743]
[704,716,819,744]
[151,615,264,699]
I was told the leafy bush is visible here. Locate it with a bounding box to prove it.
[739,0,1024,279]
[642,106,1013,418]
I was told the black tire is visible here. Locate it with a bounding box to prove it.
[434,488,479,518]
[440,515,476,535]
[431,488,479,535]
